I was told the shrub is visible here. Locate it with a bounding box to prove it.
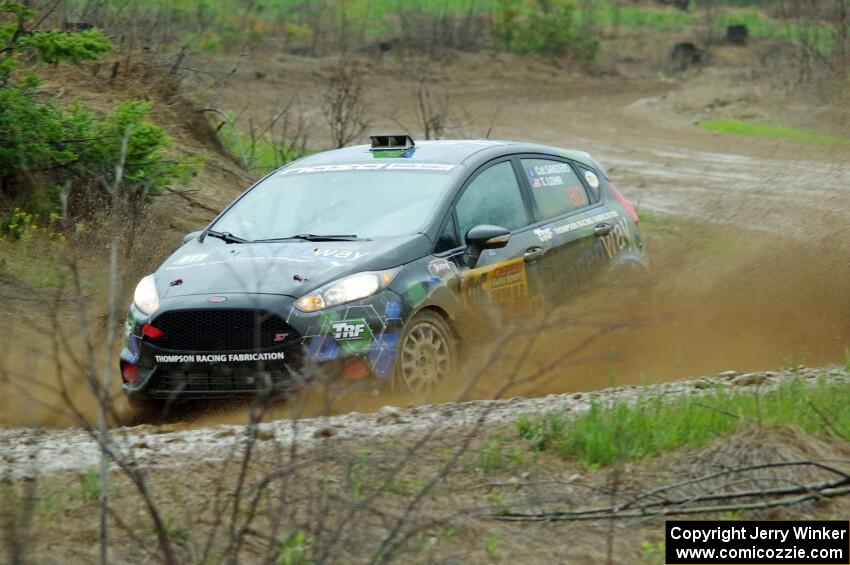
[0,1,192,221]
[490,0,599,62]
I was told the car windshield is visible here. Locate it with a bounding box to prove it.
[210,163,460,241]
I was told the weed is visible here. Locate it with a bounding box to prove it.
[348,452,371,502]
[475,437,526,472]
[701,120,850,146]
[386,476,413,496]
[78,470,100,504]
[276,531,312,565]
[516,377,850,467]
[487,491,509,516]
[484,531,501,560]
[641,540,665,565]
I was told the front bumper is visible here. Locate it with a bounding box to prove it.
[120,290,406,398]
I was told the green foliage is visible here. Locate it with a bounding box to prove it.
[484,532,501,560]
[71,100,195,199]
[78,469,101,504]
[490,0,598,61]
[641,540,666,565]
[1,1,192,222]
[2,207,62,241]
[700,119,850,146]
[17,28,112,64]
[276,531,312,565]
[218,119,307,174]
[516,377,850,467]
[1,1,110,82]
[475,436,527,472]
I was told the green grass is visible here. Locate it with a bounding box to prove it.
[701,120,850,146]
[595,4,694,31]
[515,377,850,467]
[217,122,306,174]
[474,436,528,472]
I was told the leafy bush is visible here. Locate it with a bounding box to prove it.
[490,0,598,62]
[1,1,192,221]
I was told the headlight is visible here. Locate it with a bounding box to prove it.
[294,268,400,312]
[133,274,160,316]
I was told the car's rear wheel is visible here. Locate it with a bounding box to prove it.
[395,310,457,395]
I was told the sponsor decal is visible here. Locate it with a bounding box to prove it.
[566,185,588,207]
[427,258,457,279]
[461,257,528,309]
[331,320,368,340]
[279,163,455,176]
[154,352,285,364]
[329,318,374,354]
[384,300,402,318]
[173,253,210,265]
[534,227,553,243]
[304,248,368,261]
[584,170,600,188]
[538,210,619,242]
[599,217,636,259]
[405,281,428,308]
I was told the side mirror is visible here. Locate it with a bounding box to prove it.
[463,224,510,267]
[183,230,202,244]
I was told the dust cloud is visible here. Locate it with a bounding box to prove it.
[5,215,845,430]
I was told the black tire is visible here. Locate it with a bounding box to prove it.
[394,309,457,395]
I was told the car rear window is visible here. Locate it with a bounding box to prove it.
[521,158,590,220]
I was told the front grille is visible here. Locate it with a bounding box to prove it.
[151,309,292,351]
[150,366,295,396]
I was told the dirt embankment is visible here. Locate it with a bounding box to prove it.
[3,365,847,478]
[4,367,850,564]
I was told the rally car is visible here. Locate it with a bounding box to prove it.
[120,135,646,403]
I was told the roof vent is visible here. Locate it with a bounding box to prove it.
[370,134,415,152]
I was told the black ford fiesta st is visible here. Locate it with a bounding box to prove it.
[120,135,647,403]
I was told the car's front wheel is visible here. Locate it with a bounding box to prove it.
[395,309,457,395]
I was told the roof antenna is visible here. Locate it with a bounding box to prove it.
[485,104,500,140]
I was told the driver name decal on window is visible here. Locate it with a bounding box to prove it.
[279,163,456,176]
[527,162,571,189]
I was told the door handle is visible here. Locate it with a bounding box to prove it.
[524,246,545,263]
[593,223,613,236]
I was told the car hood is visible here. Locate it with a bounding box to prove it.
[156,234,430,299]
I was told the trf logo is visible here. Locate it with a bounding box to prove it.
[331,321,367,340]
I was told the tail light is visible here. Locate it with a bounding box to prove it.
[610,183,639,225]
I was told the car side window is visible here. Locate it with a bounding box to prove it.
[521,158,590,220]
[578,166,602,202]
[455,161,528,239]
[434,214,460,253]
